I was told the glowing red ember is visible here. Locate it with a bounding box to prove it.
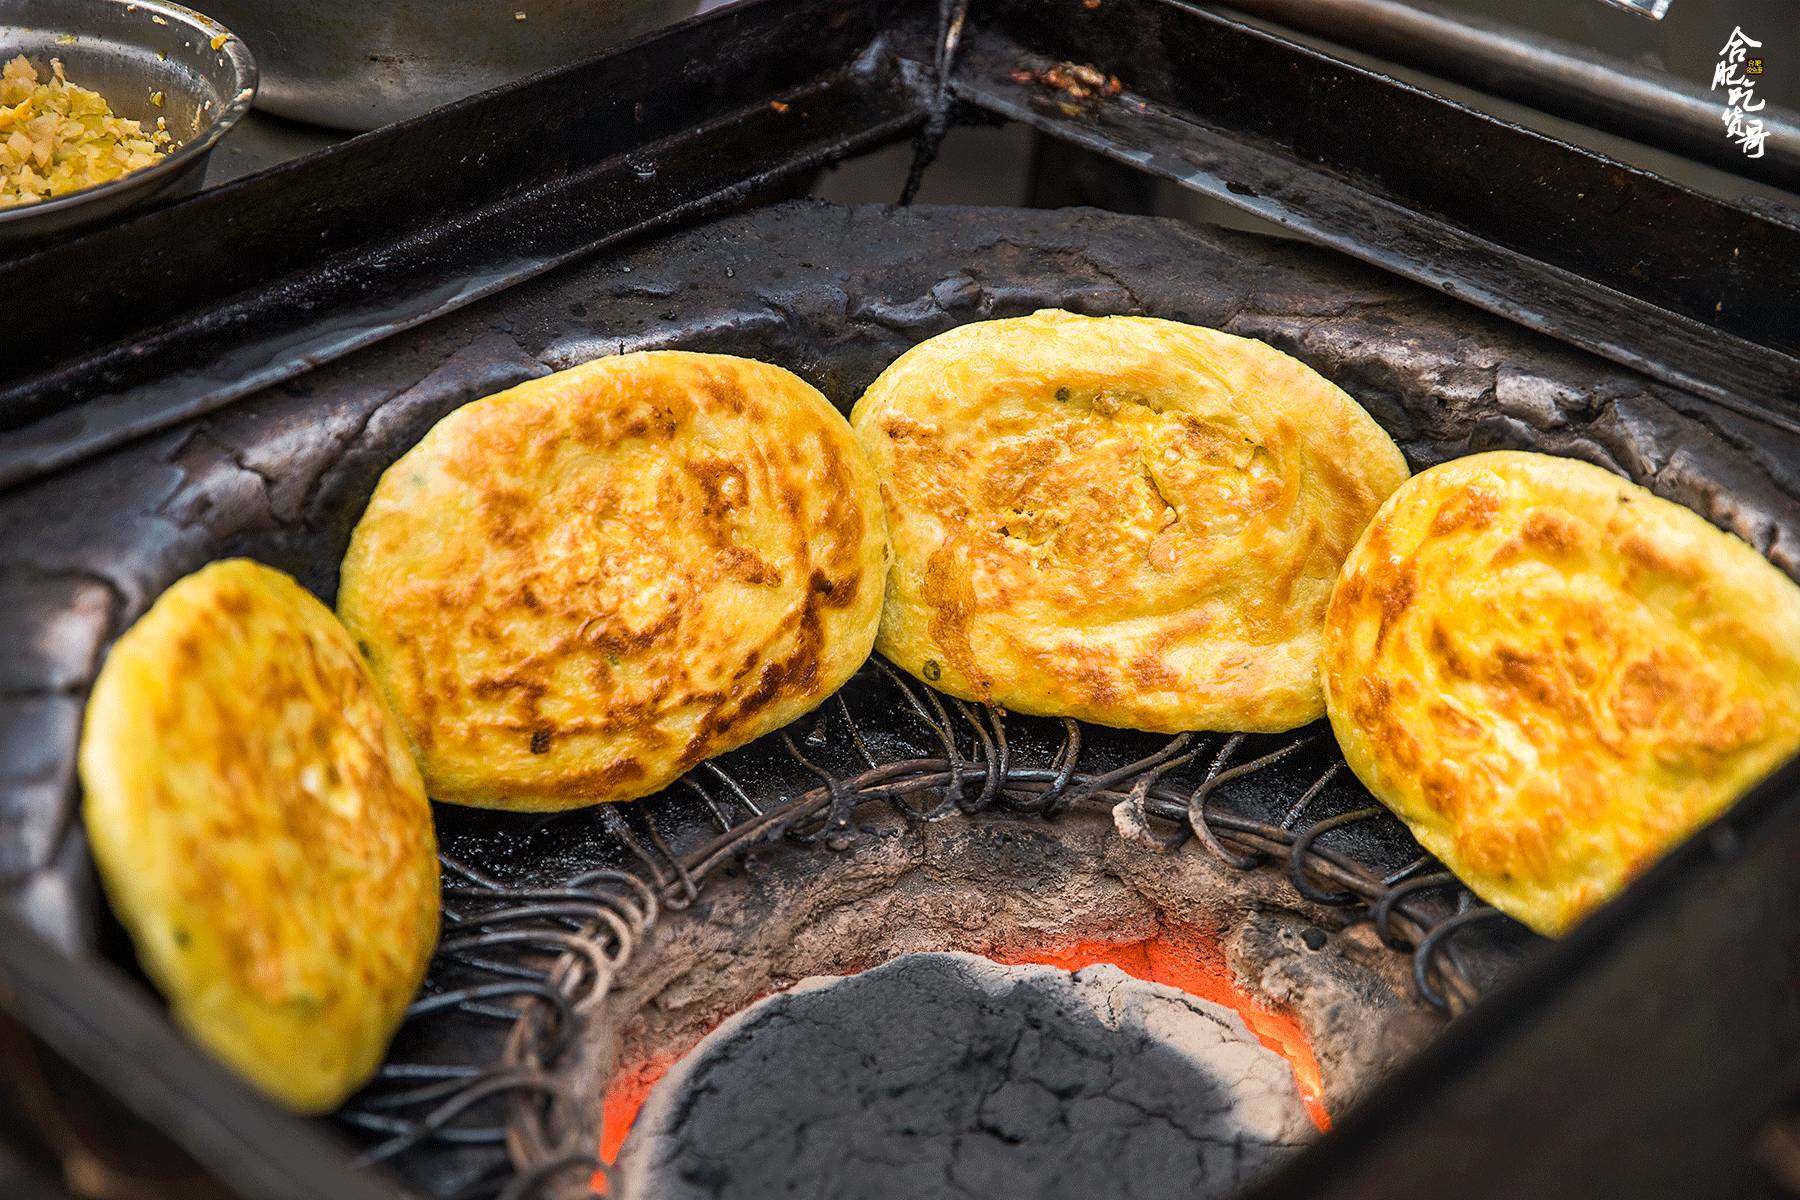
[593,933,1328,1190]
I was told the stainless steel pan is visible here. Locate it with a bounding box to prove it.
[0,0,256,246]
[198,0,700,130]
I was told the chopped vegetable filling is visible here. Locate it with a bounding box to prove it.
[0,55,172,208]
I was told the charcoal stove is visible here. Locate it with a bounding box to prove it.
[2,3,1798,1200]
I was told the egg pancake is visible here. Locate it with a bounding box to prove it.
[78,559,438,1113]
[1323,450,1800,935]
[338,351,888,810]
[850,309,1409,732]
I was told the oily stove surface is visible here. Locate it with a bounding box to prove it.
[5,201,1800,1199]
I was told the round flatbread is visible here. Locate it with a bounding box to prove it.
[1323,450,1800,935]
[338,351,889,810]
[79,559,438,1112]
[850,309,1408,732]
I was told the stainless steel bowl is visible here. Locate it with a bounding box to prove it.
[197,0,699,131]
[0,0,256,247]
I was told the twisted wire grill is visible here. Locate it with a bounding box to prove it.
[339,659,1519,1199]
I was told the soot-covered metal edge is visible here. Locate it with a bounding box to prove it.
[951,0,1800,420]
[0,0,938,492]
[4,202,1800,1198]
[12,0,1800,504]
[1248,749,1800,1200]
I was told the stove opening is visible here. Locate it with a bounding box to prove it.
[374,668,1529,1198]
[596,929,1330,1185]
[577,791,1500,1198]
[605,951,1317,1200]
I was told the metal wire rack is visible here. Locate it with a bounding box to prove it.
[338,657,1524,1200]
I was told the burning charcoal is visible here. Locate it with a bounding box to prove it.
[611,952,1313,1200]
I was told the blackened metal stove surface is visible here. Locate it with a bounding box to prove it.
[2,202,1800,1200]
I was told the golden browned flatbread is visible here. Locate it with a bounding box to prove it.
[851,309,1408,732]
[1324,450,1800,935]
[79,559,438,1112]
[339,351,889,810]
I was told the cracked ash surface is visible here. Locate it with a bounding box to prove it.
[8,201,1800,952]
[611,952,1313,1200]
